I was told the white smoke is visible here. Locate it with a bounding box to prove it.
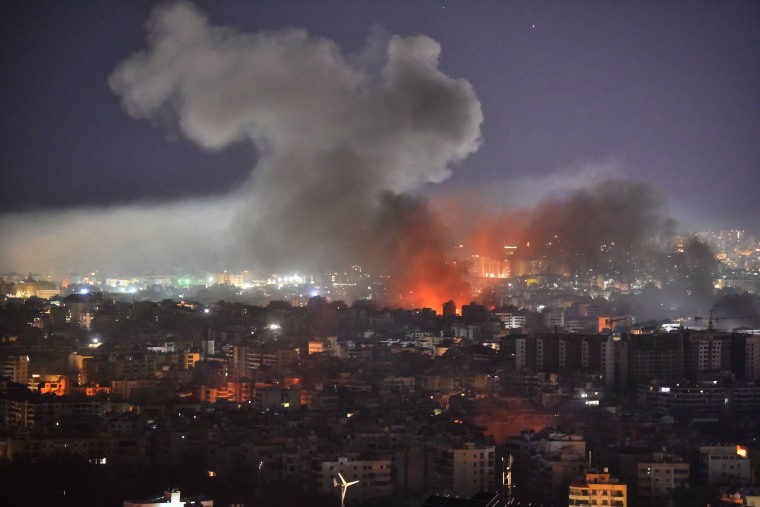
[0,198,240,274]
[0,1,482,275]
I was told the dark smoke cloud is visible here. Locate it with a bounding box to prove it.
[461,179,675,275]
[107,0,483,275]
[519,180,675,274]
[0,1,482,289]
[1,2,716,319]
[370,192,471,307]
[460,178,722,320]
[713,293,760,330]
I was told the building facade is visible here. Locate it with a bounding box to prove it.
[569,469,627,507]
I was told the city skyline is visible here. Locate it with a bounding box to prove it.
[1,1,759,281]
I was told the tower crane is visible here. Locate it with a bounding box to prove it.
[694,308,721,331]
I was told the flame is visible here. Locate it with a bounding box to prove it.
[377,180,670,310]
[377,193,470,312]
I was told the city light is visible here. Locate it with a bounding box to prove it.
[0,3,756,506]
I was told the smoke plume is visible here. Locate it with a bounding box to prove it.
[459,179,675,276]
[0,2,710,317]
[0,1,482,309]
[517,180,674,274]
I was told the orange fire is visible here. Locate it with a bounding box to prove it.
[379,180,664,310]
[377,193,470,312]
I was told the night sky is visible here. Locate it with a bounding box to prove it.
[1,1,759,274]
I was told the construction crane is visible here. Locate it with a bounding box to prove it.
[694,308,721,331]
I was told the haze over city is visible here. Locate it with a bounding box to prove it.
[2,3,760,507]
[1,1,758,300]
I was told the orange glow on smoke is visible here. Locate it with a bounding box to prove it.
[466,211,527,260]
[379,193,470,312]
[385,230,470,312]
[384,180,669,310]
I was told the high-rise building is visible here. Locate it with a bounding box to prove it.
[629,333,683,387]
[434,442,496,497]
[684,332,732,379]
[544,309,565,329]
[495,312,526,330]
[601,336,629,392]
[636,453,689,507]
[470,255,510,279]
[569,468,627,507]
[442,300,457,318]
[0,355,29,384]
[732,334,760,381]
[521,432,588,506]
[515,333,605,373]
[698,445,751,488]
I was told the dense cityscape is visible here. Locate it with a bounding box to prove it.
[1,227,760,506]
[2,1,759,506]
